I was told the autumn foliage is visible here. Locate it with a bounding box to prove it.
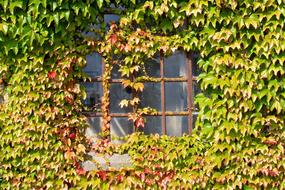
[1,0,285,189]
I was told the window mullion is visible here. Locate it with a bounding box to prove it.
[186,53,194,134]
[160,51,166,135]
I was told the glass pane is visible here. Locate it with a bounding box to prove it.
[144,57,160,77]
[104,14,120,29]
[81,22,101,39]
[166,116,188,136]
[111,64,121,79]
[111,117,133,143]
[81,31,98,38]
[140,83,161,111]
[164,51,186,78]
[165,82,188,112]
[83,53,102,78]
[85,117,102,143]
[193,81,201,111]
[110,83,132,113]
[192,113,198,129]
[82,82,103,111]
[191,52,201,77]
[142,116,162,135]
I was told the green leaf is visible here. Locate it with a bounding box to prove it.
[97,0,104,8]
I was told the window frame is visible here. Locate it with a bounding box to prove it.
[83,51,199,136]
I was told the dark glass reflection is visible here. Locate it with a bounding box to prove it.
[142,116,162,135]
[83,53,102,78]
[191,52,201,77]
[111,64,121,79]
[192,113,198,129]
[111,117,133,143]
[165,82,188,112]
[82,82,103,111]
[85,117,102,143]
[193,81,201,111]
[166,116,188,136]
[164,51,186,78]
[140,83,161,111]
[144,57,160,77]
[104,14,120,29]
[110,83,132,113]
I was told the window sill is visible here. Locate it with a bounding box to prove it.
[82,152,132,171]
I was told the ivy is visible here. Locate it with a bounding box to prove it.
[1,0,285,189]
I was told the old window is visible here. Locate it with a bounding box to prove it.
[83,50,201,139]
[82,15,201,140]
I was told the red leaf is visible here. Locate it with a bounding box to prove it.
[48,71,57,79]
[97,171,107,181]
[117,175,124,182]
[69,133,76,140]
[110,23,117,30]
[124,44,131,52]
[140,172,145,181]
[119,44,125,51]
[139,30,147,36]
[74,161,80,168]
[109,34,118,45]
[263,139,278,146]
[135,117,145,128]
[144,168,151,174]
[76,167,86,175]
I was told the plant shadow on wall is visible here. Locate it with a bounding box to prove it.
[1,0,285,189]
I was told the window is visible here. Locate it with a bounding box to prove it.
[83,50,201,139]
[82,15,201,139]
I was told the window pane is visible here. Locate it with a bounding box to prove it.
[82,82,103,111]
[111,64,121,79]
[191,52,201,77]
[110,83,132,113]
[111,117,133,143]
[193,81,201,111]
[83,53,102,78]
[166,116,188,136]
[141,116,162,135]
[164,51,186,78]
[104,14,120,30]
[165,82,188,112]
[144,57,160,77]
[140,83,161,111]
[85,117,102,143]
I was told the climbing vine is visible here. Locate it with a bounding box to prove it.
[1,0,285,189]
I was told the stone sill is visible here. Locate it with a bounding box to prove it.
[82,152,132,171]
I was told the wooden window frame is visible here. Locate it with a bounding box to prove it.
[83,51,198,135]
